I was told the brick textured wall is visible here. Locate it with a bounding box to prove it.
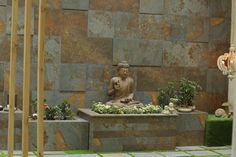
[0,0,230,113]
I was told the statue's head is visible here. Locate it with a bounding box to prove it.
[117,61,129,80]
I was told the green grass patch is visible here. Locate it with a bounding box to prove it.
[0,152,6,157]
[64,150,94,154]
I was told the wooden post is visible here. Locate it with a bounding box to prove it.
[8,0,18,157]
[22,0,32,156]
[37,0,46,156]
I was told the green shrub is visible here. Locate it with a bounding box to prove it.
[31,99,74,120]
[158,82,178,108]
[158,78,202,108]
[178,78,202,107]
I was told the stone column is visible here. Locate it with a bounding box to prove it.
[230,0,236,156]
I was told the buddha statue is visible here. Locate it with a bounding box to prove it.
[106,61,143,107]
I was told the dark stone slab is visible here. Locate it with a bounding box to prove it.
[0,35,10,62]
[206,69,228,93]
[113,38,162,66]
[32,36,61,65]
[139,14,167,40]
[85,91,109,108]
[209,0,231,17]
[29,118,89,151]
[163,41,208,67]
[186,16,209,42]
[6,6,34,35]
[62,0,89,10]
[0,6,6,33]
[88,10,114,38]
[164,15,186,42]
[114,12,140,39]
[31,90,62,108]
[165,0,209,17]
[195,92,227,113]
[59,64,87,91]
[61,35,113,64]
[60,91,86,112]
[206,42,230,68]
[0,0,6,5]
[86,64,109,91]
[139,14,186,41]
[209,17,231,43]
[0,111,22,150]
[140,0,164,14]
[176,110,208,146]
[78,108,177,152]
[136,67,185,91]
[0,62,4,91]
[89,0,139,12]
[134,91,158,105]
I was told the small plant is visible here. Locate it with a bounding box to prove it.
[158,82,178,108]
[31,99,74,120]
[157,78,202,110]
[178,78,202,107]
[91,102,162,114]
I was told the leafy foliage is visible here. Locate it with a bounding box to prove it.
[45,101,74,120]
[178,78,202,107]
[31,99,74,120]
[158,82,178,108]
[91,102,162,114]
[158,78,202,108]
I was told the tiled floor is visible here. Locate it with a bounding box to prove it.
[0,146,232,157]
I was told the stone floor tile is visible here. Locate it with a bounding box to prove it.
[176,146,205,151]
[130,152,163,157]
[159,151,191,157]
[201,146,230,150]
[186,150,219,156]
[44,151,66,155]
[101,153,132,157]
[45,155,100,157]
[213,149,231,155]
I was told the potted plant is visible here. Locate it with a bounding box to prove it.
[157,78,202,112]
[177,78,202,112]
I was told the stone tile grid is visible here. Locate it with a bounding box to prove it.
[176,146,205,151]
[185,150,220,156]
[212,149,231,155]
[0,0,6,5]
[201,145,231,150]
[130,152,163,157]
[100,153,132,157]
[61,0,89,10]
[139,0,164,14]
[158,151,191,157]
[6,6,34,35]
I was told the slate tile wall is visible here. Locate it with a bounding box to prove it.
[0,0,230,113]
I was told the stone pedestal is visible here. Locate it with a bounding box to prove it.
[29,117,89,151]
[0,111,22,150]
[78,108,178,152]
[176,110,208,146]
[0,111,89,151]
